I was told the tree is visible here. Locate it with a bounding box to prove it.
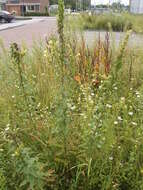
[50,0,58,5]
[49,0,91,10]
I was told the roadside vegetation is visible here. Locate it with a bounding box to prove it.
[70,13,143,34]
[1,1,143,189]
[24,12,49,17]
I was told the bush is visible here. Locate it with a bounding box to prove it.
[24,12,49,17]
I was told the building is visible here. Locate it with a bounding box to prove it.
[0,0,6,10]
[6,0,49,15]
[91,7,111,14]
[130,0,143,14]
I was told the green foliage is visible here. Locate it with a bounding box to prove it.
[16,148,45,190]
[0,171,6,190]
[24,12,49,17]
[1,13,143,190]
[114,30,132,77]
[50,0,90,10]
[71,13,143,34]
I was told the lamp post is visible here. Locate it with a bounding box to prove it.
[76,0,79,11]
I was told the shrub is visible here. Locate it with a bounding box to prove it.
[24,12,49,17]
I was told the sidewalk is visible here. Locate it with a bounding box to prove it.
[0,17,55,31]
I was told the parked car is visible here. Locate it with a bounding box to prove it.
[0,11,15,23]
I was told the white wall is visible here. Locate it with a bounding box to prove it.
[130,0,143,14]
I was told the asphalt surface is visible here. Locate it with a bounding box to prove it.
[0,17,143,50]
[83,30,143,49]
[0,17,57,48]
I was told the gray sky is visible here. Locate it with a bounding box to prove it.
[91,0,129,5]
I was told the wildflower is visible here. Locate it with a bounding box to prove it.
[43,50,47,57]
[71,105,76,111]
[76,53,80,57]
[37,103,41,108]
[141,169,143,174]
[131,122,137,126]
[5,127,9,131]
[114,121,118,125]
[15,151,19,156]
[74,75,81,83]
[109,156,113,161]
[128,112,133,116]
[118,116,123,121]
[114,86,118,90]
[12,95,15,99]
[106,104,112,108]
[121,97,125,101]
[137,95,140,98]
[136,91,140,95]
[120,97,125,103]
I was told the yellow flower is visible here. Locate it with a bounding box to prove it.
[15,151,19,156]
[140,169,143,174]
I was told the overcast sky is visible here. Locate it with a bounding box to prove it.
[91,0,129,5]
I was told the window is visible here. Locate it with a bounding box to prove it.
[35,5,40,11]
[26,4,40,12]
[9,0,19,3]
[27,5,34,11]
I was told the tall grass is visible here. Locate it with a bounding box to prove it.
[71,13,143,34]
[1,3,143,190]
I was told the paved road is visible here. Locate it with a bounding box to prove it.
[83,30,143,49]
[1,17,143,50]
[0,17,57,49]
